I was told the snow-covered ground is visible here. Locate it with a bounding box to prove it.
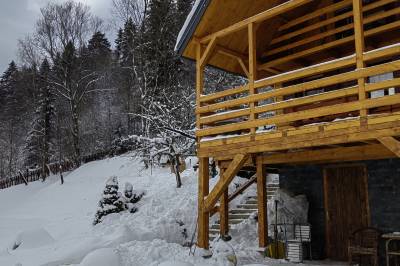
[0,154,344,266]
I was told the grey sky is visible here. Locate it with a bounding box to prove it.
[0,0,113,72]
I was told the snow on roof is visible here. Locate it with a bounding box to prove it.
[174,0,210,55]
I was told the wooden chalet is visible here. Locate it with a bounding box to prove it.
[176,0,400,261]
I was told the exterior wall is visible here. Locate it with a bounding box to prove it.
[279,158,400,260]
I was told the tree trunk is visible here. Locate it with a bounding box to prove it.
[71,103,81,166]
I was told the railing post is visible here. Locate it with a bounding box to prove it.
[352,0,367,125]
[248,22,258,136]
[196,42,204,141]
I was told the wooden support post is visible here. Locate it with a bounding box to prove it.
[248,22,258,135]
[219,168,229,236]
[353,0,367,123]
[198,157,210,249]
[256,155,268,248]
[196,43,204,141]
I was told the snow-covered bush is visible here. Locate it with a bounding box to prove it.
[93,176,125,225]
[123,182,144,213]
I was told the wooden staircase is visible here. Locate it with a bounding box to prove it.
[209,183,279,241]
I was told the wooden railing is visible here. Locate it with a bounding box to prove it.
[196,43,400,140]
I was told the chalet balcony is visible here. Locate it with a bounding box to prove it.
[196,43,400,160]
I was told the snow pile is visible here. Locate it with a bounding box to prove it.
[11,228,55,250]
[79,248,120,266]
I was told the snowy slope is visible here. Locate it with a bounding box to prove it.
[0,154,344,266]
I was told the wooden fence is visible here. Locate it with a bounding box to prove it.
[0,149,116,190]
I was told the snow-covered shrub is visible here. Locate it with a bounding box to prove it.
[93,176,125,225]
[122,182,144,213]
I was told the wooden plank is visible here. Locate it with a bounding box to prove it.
[201,112,400,150]
[199,0,313,44]
[200,108,250,125]
[363,43,400,62]
[273,0,396,45]
[196,93,400,137]
[353,0,367,119]
[256,156,268,248]
[278,0,352,31]
[260,20,400,69]
[219,168,229,236]
[257,55,356,86]
[200,85,249,104]
[261,144,394,164]
[198,117,400,157]
[365,77,400,92]
[198,157,209,249]
[204,154,248,212]
[378,136,400,157]
[264,5,400,58]
[200,86,358,125]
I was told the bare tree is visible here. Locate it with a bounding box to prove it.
[24,1,102,63]
[112,0,149,28]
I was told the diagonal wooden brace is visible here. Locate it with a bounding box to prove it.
[378,136,400,157]
[199,36,218,68]
[204,154,248,212]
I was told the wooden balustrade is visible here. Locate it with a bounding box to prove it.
[196,44,400,140]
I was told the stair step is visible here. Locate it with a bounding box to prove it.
[216,219,243,225]
[246,200,258,204]
[237,204,258,209]
[210,228,220,234]
[230,209,257,214]
[229,213,251,219]
[210,224,220,230]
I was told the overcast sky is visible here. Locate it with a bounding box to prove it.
[0,0,113,72]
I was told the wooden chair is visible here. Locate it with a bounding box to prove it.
[348,227,381,266]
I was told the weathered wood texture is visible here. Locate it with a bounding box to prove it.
[324,165,370,260]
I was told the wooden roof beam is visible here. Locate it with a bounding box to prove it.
[262,144,395,164]
[199,0,313,44]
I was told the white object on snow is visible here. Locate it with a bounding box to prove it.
[79,248,120,266]
[11,228,55,250]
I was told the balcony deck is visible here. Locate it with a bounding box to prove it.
[197,44,400,163]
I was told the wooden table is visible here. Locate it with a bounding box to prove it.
[382,233,400,266]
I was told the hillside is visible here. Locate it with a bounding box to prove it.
[0,154,344,266]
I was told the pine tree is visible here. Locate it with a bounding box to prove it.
[0,61,21,177]
[24,59,56,174]
[0,61,19,120]
[86,31,111,70]
[93,176,125,225]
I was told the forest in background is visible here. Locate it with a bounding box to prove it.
[0,0,244,179]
